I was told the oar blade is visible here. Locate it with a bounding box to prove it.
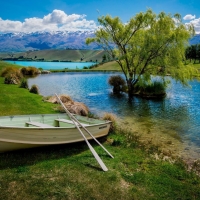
[87,142,108,172]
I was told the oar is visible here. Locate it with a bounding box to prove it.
[55,94,114,159]
[55,93,108,172]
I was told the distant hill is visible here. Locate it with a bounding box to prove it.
[0,49,107,63]
[190,34,200,45]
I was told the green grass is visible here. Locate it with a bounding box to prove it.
[93,61,121,71]
[0,61,23,69]
[0,132,199,200]
[0,77,57,115]
[0,61,57,115]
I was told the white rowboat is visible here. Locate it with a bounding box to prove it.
[0,113,112,152]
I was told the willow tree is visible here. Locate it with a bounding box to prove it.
[86,9,196,97]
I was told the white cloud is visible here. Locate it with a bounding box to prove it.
[0,18,22,32]
[0,10,97,33]
[43,9,85,24]
[186,18,200,34]
[183,14,196,20]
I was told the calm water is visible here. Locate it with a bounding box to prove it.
[6,61,96,70]
[28,72,200,155]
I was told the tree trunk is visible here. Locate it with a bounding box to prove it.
[127,79,133,99]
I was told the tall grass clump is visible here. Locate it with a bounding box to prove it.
[134,81,166,98]
[19,78,29,89]
[29,84,39,94]
[108,75,126,94]
[21,67,40,76]
[0,67,22,79]
[143,81,166,94]
[102,112,117,132]
[0,67,22,84]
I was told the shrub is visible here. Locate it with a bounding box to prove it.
[21,67,40,76]
[4,74,20,84]
[29,85,39,94]
[102,112,117,132]
[1,67,22,80]
[135,81,166,97]
[108,75,126,94]
[19,78,29,89]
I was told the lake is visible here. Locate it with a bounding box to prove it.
[6,61,96,70]
[28,72,200,159]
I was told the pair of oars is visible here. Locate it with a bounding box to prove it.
[55,93,114,172]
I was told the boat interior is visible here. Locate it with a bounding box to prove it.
[0,114,106,128]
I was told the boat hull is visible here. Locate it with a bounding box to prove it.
[0,114,111,152]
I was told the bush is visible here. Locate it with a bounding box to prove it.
[29,85,39,94]
[21,67,40,76]
[1,67,22,80]
[108,75,126,94]
[102,112,117,132]
[19,78,29,89]
[4,74,20,84]
[134,81,166,97]
[145,81,165,94]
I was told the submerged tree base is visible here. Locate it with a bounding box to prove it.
[133,91,166,99]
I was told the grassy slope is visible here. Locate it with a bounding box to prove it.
[93,61,121,71]
[0,78,57,115]
[0,61,57,115]
[0,49,106,62]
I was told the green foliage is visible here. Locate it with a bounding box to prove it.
[134,81,167,97]
[185,44,200,63]
[19,78,29,89]
[29,84,39,94]
[86,9,196,97]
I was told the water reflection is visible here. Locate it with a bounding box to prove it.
[28,72,200,151]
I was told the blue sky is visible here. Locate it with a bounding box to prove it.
[0,0,200,33]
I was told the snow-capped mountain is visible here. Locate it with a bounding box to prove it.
[0,31,199,52]
[0,31,98,52]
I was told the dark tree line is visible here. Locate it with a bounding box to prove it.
[185,44,200,63]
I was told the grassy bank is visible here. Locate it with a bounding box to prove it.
[0,61,58,115]
[0,61,200,199]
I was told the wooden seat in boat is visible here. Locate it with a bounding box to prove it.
[55,118,89,126]
[26,121,54,128]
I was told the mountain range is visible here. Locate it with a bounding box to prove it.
[0,31,200,52]
[0,31,99,52]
